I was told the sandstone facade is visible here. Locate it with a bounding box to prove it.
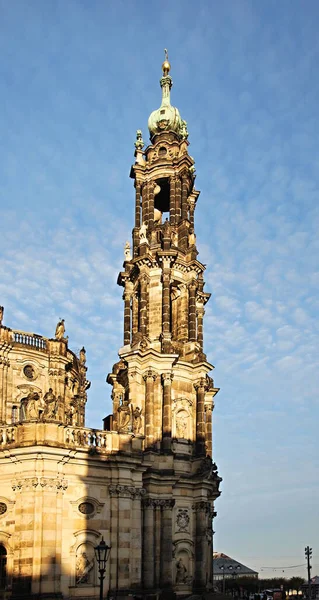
[0,56,221,599]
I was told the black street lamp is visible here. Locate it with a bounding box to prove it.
[94,537,111,600]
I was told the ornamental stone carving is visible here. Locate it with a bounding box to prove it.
[192,501,213,514]
[11,477,68,491]
[142,498,175,509]
[109,484,145,499]
[132,406,142,434]
[143,369,157,382]
[176,509,190,532]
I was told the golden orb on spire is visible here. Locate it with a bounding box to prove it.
[162,48,171,74]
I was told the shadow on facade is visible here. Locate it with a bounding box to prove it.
[0,420,219,600]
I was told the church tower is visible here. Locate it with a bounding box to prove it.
[106,53,221,595]
[0,54,221,600]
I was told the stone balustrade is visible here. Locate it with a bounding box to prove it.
[0,422,140,454]
[12,330,47,350]
[0,426,16,446]
[64,427,113,450]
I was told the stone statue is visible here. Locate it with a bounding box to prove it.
[188,228,196,247]
[132,406,142,434]
[25,392,40,420]
[154,207,162,225]
[134,129,144,151]
[124,241,132,261]
[79,347,86,366]
[43,388,57,419]
[139,222,148,244]
[118,397,131,432]
[76,552,94,584]
[0,306,3,326]
[55,319,65,340]
[175,558,187,583]
[171,230,178,247]
[176,412,187,439]
[180,119,189,140]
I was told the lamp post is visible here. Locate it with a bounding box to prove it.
[94,537,111,600]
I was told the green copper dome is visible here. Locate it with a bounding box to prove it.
[148,53,187,140]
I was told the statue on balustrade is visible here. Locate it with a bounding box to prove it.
[79,347,86,366]
[25,391,40,420]
[43,388,57,419]
[118,397,132,432]
[132,406,142,434]
[55,319,66,341]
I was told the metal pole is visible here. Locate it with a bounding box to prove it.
[99,569,105,600]
[305,546,312,600]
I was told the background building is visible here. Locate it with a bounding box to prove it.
[0,56,221,600]
[213,552,258,585]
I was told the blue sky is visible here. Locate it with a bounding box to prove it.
[1,0,318,580]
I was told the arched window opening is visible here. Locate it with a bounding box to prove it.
[0,544,7,591]
[154,178,170,214]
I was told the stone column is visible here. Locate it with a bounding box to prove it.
[142,498,155,589]
[175,175,182,223]
[205,403,213,457]
[195,378,207,456]
[135,181,141,228]
[193,501,210,590]
[123,289,131,346]
[196,305,205,349]
[170,176,176,225]
[160,499,175,588]
[117,493,132,591]
[130,489,144,587]
[139,274,148,337]
[148,181,155,230]
[0,353,10,423]
[143,370,157,448]
[141,184,148,225]
[181,174,188,220]
[154,500,162,587]
[189,198,195,228]
[178,284,189,343]
[188,281,197,342]
[161,258,171,352]
[162,373,173,450]
[0,359,5,423]
[132,291,138,342]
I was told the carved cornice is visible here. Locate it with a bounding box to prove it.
[192,501,213,514]
[109,484,146,499]
[12,477,68,491]
[143,498,175,510]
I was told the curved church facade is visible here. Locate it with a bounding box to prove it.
[0,56,221,599]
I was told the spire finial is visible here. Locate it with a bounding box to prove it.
[162,48,171,75]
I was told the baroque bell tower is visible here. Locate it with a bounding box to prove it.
[106,53,221,595]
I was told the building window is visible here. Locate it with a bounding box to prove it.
[11,406,18,423]
[23,365,35,380]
